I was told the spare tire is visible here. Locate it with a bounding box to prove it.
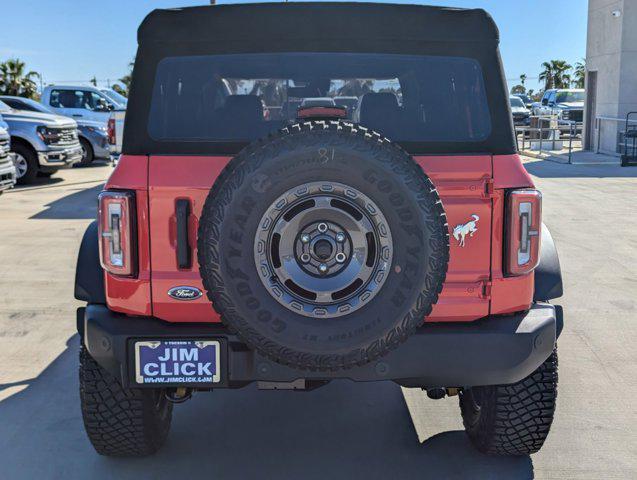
[198,122,449,371]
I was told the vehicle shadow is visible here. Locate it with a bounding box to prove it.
[524,159,637,179]
[0,336,534,480]
[11,176,65,190]
[73,160,110,169]
[29,183,103,220]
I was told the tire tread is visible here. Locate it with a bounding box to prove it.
[197,121,450,371]
[79,346,172,457]
[460,349,558,456]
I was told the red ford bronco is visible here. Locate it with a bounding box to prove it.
[75,3,563,457]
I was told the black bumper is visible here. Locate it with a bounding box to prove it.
[80,303,560,389]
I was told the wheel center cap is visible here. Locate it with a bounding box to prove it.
[313,239,333,260]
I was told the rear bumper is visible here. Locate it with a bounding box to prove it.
[80,302,560,389]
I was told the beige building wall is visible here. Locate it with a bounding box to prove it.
[584,0,637,153]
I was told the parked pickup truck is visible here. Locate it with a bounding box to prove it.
[0,99,82,184]
[0,118,17,194]
[41,85,122,124]
[532,89,585,124]
[0,95,110,167]
[107,108,125,164]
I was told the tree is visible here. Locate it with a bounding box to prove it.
[90,76,97,87]
[552,60,572,88]
[112,59,134,96]
[511,84,526,94]
[574,59,586,88]
[539,60,572,90]
[0,58,40,99]
[520,74,527,88]
[539,62,554,90]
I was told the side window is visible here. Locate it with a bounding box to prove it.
[52,90,85,109]
[77,91,96,110]
[548,91,556,104]
[49,90,62,107]
[88,91,112,110]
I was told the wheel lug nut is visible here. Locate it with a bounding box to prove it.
[301,234,311,243]
[335,253,346,263]
[336,232,346,242]
[300,253,311,263]
[317,223,328,233]
[318,263,328,274]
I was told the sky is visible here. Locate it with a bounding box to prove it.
[0,0,588,93]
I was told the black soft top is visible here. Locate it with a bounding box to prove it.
[124,2,515,156]
[139,3,499,46]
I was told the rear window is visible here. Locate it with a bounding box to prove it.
[148,53,491,144]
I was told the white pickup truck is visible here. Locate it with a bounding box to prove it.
[107,108,126,164]
[532,89,585,123]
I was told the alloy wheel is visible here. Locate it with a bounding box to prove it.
[254,181,393,318]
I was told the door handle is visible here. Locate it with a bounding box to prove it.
[72,114,83,117]
[175,199,192,269]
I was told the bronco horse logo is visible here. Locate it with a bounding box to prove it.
[453,215,479,247]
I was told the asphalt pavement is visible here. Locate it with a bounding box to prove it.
[0,159,635,479]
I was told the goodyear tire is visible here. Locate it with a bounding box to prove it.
[198,121,449,371]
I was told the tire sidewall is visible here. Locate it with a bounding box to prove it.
[79,138,94,166]
[13,144,38,185]
[199,126,448,368]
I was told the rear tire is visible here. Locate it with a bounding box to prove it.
[78,138,94,166]
[79,345,173,457]
[460,349,558,456]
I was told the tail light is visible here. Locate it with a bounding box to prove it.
[98,191,136,276]
[107,118,116,145]
[506,189,542,276]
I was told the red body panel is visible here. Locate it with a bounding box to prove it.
[148,156,231,322]
[489,154,535,315]
[414,156,492,321]
[104,155,152,316]
[104,153,536,323]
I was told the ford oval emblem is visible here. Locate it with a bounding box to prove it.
[168,286,203,301]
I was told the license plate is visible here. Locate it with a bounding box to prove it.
[134,340,220,385]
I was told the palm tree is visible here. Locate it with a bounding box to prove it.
[539,62,554,90]
[539,60,572,90]
[573,60,586,88]
[113,59,134,96]
[552,60,572,88]
[0,58,40,99]
[520,74,527,88]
